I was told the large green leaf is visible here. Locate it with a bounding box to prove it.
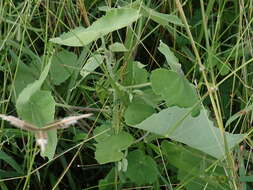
[125,150,158,185]
[94,125,134,164]
[16,61,57,159]
[151,68,198,108]
[131,107,245,159]
[50,50,77,85]
[17,90,56,159]
[50,8,141,46]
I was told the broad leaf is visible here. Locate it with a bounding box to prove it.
[124,97,155,125]
[125,150,158,185]
[94,126,134,164]
[158,41,183,74]
[50,50,77,85]
[16,61,57,159]
[151,68,198,108]
[17,90,56,159]
[50,8,141,46]
[132,107,245,159]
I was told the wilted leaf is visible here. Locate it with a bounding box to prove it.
[132,107,245,159]
[50,8,141,46]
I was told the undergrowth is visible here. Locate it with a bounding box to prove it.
[0,0,253,189]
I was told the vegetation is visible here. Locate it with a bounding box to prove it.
[0,0,253,189]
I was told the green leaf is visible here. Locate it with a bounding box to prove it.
[158,41,183,74]
[13,63,38,102]
[95,130,134,164]
[140,5,183,26]
[50,8,141,46]
[240,175,253,182]
[161,141,229,190]
[16,61,51,106]
[16,61,57,159]
[217,62,230,76]
[132,107,245,159]
[151,68,199,108]
[124,61,148,86]
[125,150,158,185]
[124,97,155,125]
[50,50,77,85]
[17,90,56,159]
[93,124,112,142]
[98,168,115,190]
[109,42,128,52]
[80,54,103,78]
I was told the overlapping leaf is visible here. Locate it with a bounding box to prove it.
[132,107,245,159]
[94,125,134,164]
[151,68,198,108]
[16,61,56,159]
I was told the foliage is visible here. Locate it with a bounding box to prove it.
[0,0,252,189]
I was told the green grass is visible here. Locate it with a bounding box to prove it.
[0,0,253,189]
